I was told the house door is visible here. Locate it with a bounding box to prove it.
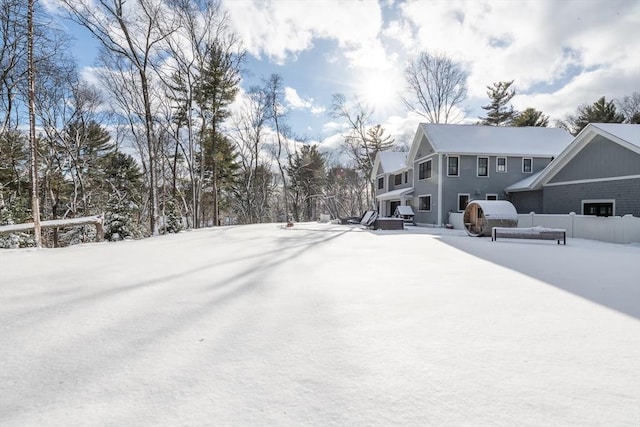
[389,201,400,217]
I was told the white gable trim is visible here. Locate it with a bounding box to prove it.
[407,124,436,164]
[543,174,640,187]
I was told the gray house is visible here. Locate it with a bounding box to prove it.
[371,151,412,216]
[507,123,640,216]
[373,123,573,226]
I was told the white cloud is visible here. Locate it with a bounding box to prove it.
[284,87,326,115]
[284,87,312,110]
[222,0,385,68]
[396,0,640,107]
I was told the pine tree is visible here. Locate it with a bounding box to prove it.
[510,108,549,127]
[562,96,625,135]
[163,199,183,234]
[101,151,143,240]
[479,80,516,126]
[104,197,134,241]
[195,40,243,227]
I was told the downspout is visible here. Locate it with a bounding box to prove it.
[437,153,444,226]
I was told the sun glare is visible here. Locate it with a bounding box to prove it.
[357,70,401,117]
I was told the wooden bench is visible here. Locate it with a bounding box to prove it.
[491,226,566,245]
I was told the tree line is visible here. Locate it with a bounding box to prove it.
[1,1,638,248]
[403,53,639,133]
[0,0,376,247]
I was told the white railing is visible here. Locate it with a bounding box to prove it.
[448,212,640,244]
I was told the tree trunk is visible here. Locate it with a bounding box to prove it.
[27,0,41,247]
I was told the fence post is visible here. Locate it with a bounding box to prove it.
[529,212,535,227]
[569,212,575,238]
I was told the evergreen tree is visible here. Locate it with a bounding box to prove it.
[0,130,29,223]
[195,39,243,227]
[510,107,549,127]
[104,197,134,241]
[101,151,144,239]
[162,199,183,234]
[561,96,625,135]
[61,119,114,215]
[479,80,516,126]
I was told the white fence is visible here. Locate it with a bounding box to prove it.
[448,212,640,244]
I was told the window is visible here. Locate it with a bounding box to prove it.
[418,195,431,211]
[404,171,408,183]
[583,200,615,217]
[394,174,402,185]
[458,194,470,211]
[496,157,507,173]
[477,157,489,177]
[377,177,384,190]
[419,160,432,180]
[486,194,498,200]
[522,158,532,173]
[447,156,459,176]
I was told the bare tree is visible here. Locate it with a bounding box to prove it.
[403,52,468,123]
[229,87,273,223]
[0,0,27,132]
[27,0,41,246]
[264,74,291,222]
[616,92,640,124]
[330,94,394,205]
[60,0,178,235]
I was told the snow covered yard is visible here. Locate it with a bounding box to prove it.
[1,223,638,426]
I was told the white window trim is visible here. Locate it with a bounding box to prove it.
[418,159,432,180]
[477,156,489,178]
[417,194,432,212]
[377,175,385,190]
[414,152,437,164]
[457,193,470,212]
[522,157,533,173]
[486,194,498,200]
[447,155,460,177]
[496,157,507,173]
[581,199,615,216]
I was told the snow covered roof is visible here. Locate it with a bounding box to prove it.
[376,187,414,201]
[505,170,544,193]
[378,151,408,173]
[590,123,640,150]
[371,150,409,182]
[412,124,573,158]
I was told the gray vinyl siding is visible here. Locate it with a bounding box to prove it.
[440,155,552,216]
[388,170,413,191]
[413,155,439,225]
[543,178,640,216]
[510,190,543,213]
[549,136,640,183]
[415,135,436,159]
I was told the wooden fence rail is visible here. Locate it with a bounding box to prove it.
[0,215,104,241]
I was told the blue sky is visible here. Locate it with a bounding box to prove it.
[57,0,639,154]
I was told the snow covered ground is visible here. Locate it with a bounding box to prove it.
[1,222,639,426]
